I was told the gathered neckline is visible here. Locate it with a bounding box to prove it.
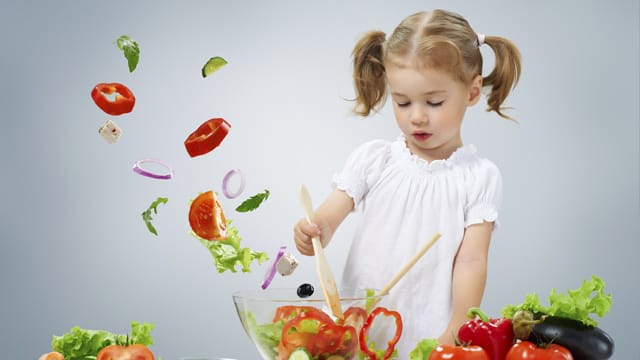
[394,135,478,171]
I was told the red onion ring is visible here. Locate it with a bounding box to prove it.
[222,168,245,199]
[132,159,174,180]
[261,245,286,290]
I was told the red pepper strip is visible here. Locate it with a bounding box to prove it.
[457,307,514,360]
[359,306,403,360]
[91,83,135,115]
[184,117,231,157]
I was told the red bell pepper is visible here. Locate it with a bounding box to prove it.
[91,82,136,115]
[184,117,231,157]
[359,306,403,360]
[457,307,514,360]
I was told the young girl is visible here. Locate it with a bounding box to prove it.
[293,9,521,357]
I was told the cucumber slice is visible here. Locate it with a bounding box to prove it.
[288,347,312,360]
[201,56,228,77]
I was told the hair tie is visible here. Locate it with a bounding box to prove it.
[477,33,486,47]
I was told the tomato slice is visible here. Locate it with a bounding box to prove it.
[184,118,231,157]
[96,344,155,360]
[188,190,227,241]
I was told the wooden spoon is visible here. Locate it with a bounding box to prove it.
[299,184,344,320]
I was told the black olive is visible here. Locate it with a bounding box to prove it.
[297,283,314,298]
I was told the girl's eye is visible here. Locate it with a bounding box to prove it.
[397,102,410,107]
[427,101,443,107]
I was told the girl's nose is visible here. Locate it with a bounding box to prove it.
[410,106,428,126]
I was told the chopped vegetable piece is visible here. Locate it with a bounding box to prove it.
[195,219,269,273]
[91,83,136,116]
[288,347,312,360]
[141,197,168,236]
[115,35,140,72]
[202,56,228,77]
[184,118,231,157]
[236,189,270,212]
[133,159,174,180]
[262,245,286,289]
[222,168,245,199]
[276,252,299,276]
[359,306,402,360]
[98,119,122,144]
[189,191,227,241]
[409,338,439,360]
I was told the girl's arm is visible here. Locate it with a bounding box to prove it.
[293,189,354,256]
[438,221,494,344]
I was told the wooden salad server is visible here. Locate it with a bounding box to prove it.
[299,184,344,320]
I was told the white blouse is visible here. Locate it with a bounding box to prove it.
[332,135,502,358]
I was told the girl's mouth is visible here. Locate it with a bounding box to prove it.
[413,132,432,142]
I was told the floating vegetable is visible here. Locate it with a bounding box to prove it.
[296,283,314,298]
[276,252,299,276]
[261,245,286,289]
[115,35,140,72]
[222,168,245,199]
[457,307,514,360]
[141,197,168,236]
[236,189,270,212]
[91,83,136,116]
[184,117,231,157]
[196,219,268,273]
[98,119,122,144]
[189,190,226,241]
[202,56,228,77]
[132,159,174,180]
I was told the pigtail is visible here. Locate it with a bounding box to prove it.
[351,31,387,116]
[482,36,522,120]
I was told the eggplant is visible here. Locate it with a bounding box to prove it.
[528,316,614,360]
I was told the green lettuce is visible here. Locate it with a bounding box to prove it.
[245,311,283,359]
[51,321,154,360]
[409,338,439,360]
[501,275,612,327]
[195,220,269,273]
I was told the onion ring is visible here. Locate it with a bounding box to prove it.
[222,168,245,199]
[132,159,174,180]
[261,245,286,290]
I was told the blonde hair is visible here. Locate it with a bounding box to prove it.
[352,9,522,119]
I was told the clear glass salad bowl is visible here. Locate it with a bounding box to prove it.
[232,288,388,360]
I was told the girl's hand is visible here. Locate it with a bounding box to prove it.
[293,218,323,255]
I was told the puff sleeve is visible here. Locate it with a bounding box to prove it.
[332,140,391,208]
[464,159,503,228]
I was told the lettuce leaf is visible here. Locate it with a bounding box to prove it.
[51,321,154,360]
[501,275,612,327]
[409,338,439,360]
[195,220,269,273]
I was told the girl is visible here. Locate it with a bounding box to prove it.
[293,9,521,357]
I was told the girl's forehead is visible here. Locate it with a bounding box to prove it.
[386,64,461,88]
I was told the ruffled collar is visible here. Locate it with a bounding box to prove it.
[393,134,478,171]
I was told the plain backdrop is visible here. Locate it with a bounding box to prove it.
[1,1,638,359]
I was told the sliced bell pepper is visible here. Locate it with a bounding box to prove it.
[91,82,136,115]
[359,306,403,360]
[457,307,515,360]
[184,117,231,157]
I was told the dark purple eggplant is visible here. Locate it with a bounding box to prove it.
[528,316,614,360]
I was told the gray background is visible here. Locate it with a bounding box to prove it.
[1,1,638,359]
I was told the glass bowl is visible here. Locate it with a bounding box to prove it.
[232,288,387,360]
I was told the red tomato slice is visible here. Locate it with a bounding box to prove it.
[188,191,227,241]
[96,344,155,360]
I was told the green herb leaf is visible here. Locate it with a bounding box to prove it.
[142,197,168,236]
[236,189,270,213]
[501,275,612,327]
[202,56,228,77]
[194,220,269,273]
[116,35,140,72]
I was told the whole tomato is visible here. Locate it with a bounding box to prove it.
[96,344,155,360]
[429,344,490,359]
[506,341,573,359]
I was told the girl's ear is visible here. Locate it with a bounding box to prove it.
[468,75,483,105]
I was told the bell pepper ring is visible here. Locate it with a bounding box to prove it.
[91,82,136,116]
[359,306,403,360]
[132,158,174,180]
[184,117,231,157]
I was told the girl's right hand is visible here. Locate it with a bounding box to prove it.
[293,218,324,256]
